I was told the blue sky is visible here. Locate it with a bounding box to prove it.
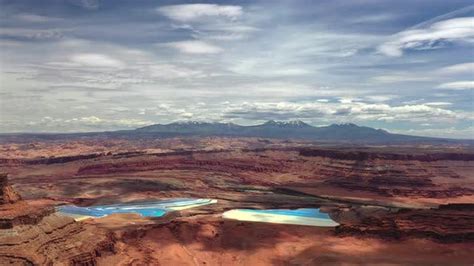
[0,0,473,138]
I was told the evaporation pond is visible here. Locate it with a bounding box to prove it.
[57,198,217,219]
[222,208,339,227]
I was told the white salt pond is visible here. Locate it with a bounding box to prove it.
[222,208,339,227]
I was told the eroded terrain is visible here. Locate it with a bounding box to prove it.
[0,137,473,265]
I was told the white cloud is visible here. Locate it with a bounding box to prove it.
[163,7,254,42]
[15,14,63,23]
[25,116,153,132]
[146,64,206,79]
[69,0,100,10]
[372,74,431,83]
[393,126,474,139]
[73,116,151,127]
[339,98,355,104]
[379,17,474,56]
[438,62,474,74]
[166,40,223,54]
[1,2,472,135]
[220,82,359,99]
[425,102,452,106]
[238,66,310,77]
[350,14,398,24]
[73,116,102,124]
[13,38,217,94]
[193,24,259,41]
[157,4,242,22]
[437,81,474,90]
[0,27,67,40]
[70,53,124,68]
[364,95,396,102]
[222,100,470,123]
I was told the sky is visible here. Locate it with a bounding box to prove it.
[0,0,473,138]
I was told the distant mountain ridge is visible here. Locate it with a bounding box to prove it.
[133,120,450,143]
[1,120,470,144]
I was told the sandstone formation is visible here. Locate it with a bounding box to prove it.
[1,138,474,264]
[334,204,474,243]
[63,146,474,201]
[0,173,21,204]
[299,148,474,161]
[0,174,115,265]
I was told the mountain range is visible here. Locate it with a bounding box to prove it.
[131,120,463,143]
[1,120,471,144]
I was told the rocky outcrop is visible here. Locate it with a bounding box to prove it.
[293,151,474,198]
[299,149,474,161]
[324,178,474,198]
[0,202,53,229]
[0,173,21,204]
[77,156,285,175]
[0,149,227,167]
[30,153,105,165]
[0,174,116,265]
[60,147,474,200]
[0,211,116,265]
[334,204,474,243]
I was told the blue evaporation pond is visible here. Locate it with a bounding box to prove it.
[57,205,167,218]
[57,198,214,218]
[238,208,331,219]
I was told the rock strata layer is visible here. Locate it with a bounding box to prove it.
[0,173,115,265]
[333,204,474,243]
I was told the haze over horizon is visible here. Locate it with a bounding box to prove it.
[0,0,473,138]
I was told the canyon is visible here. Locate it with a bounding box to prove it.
[0,174,116,265]
[0,136,473,265]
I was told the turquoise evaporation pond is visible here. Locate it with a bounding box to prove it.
[57,198,213,218]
